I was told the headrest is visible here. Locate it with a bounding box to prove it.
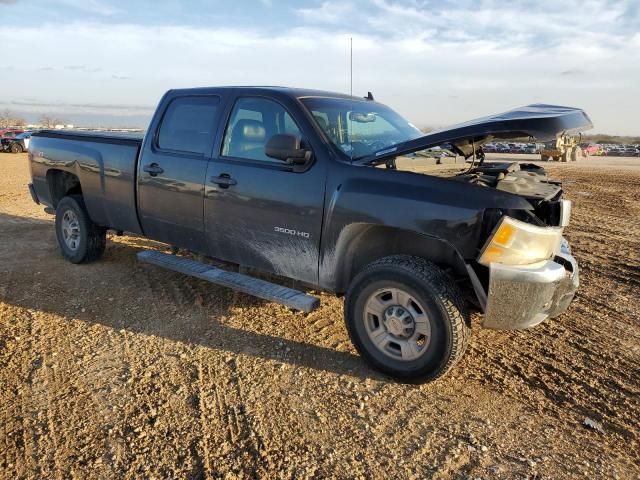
[232,119,265,142]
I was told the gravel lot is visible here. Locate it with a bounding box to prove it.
[1,152,638,479]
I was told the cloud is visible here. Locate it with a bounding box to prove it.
[296,1,355,24]
[560,69,585,76]
[0,0,639,133]
[0,0,18,4]
[56,0,120,16]
[63,65,102,73]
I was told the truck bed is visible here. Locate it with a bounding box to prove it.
[30,130,144,234]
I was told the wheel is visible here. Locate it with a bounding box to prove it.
[10,143,22,154]
[561,150,570,162]
[55,195,106,263]
[540,154,549,161]
[571,146,582,162]
[344,255,470,382]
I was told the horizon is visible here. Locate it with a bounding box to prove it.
[1,0,639,134]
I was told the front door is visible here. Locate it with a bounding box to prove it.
[137,95,221,253]
[204,96,326,284]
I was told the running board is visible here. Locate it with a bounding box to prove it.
[137,250,320,313]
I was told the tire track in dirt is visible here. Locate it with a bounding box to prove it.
[3,154,640,479]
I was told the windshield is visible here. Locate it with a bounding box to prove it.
[301,97,423,160]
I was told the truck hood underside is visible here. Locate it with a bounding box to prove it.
[356,104,593,165]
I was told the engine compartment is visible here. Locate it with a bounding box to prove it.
[455,162,562,201]
[453,162,565,226]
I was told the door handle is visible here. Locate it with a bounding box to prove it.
[143,163,164,176]
[210,174,237,188]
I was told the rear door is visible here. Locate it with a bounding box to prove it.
[204,95,326,284]
[137,95,222,252]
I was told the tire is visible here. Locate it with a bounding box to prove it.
[571,146,582,162]
[10,143,22,154]
[540,154,549,161]
[55,195,106,263]
[344,255,470,382]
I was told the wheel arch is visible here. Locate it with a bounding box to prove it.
[324,224,470,294]
[46,169,82,208]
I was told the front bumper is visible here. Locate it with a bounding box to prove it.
[482,241,579,330]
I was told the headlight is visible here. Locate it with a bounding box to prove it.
[478,216,563,266]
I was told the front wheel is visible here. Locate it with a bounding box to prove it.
[55,195,106,263]
[344,255,470,382]
[10,143,22,154]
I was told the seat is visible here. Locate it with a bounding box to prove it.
[228,119,266,160]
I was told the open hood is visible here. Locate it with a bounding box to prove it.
[355,104,593,165]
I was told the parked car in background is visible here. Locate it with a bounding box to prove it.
[0,129,25,139]
[1,131,33,153]
[580,143,602,156]
[483,143,497,153]
[496,143,510,153]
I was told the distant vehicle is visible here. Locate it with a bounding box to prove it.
[0,129,24,139]
[483,143,497,153]
[608,146,625,156]
[580,143,602,156]
[524,143,538,154]
[513,145,527,154]
[540,135,583,162]
[496,144,510,153]
[2,131,33,153]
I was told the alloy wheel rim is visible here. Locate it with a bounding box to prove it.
[61,210,81,251]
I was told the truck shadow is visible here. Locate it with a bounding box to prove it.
[0,212,380,380]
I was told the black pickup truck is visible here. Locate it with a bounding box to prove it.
[28,87,590,381]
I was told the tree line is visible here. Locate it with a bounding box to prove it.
[0,109,67,128]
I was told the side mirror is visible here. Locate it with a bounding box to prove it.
[265,134,312,165]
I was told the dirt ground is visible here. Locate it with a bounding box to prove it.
[1,152,638,479]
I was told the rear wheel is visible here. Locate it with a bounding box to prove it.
[344,255,470,382]
[55,195,106,263]
[10,143,22,154]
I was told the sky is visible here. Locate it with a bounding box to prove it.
[0,0,639,133]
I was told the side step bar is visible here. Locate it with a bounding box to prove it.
[137,250,320,313]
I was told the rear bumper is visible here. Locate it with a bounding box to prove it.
[481,241,579,330]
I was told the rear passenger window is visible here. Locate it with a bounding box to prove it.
[157,96,220,155]
[222,97,301,162]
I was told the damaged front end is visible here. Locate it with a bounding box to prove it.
[356,103,590,330]
[453,161,571,227]
[482,239,579,329]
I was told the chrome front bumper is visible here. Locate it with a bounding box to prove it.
[482,241,579,330]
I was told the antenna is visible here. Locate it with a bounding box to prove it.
[350,37,353,97]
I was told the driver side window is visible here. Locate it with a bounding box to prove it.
[222,97,301,162]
